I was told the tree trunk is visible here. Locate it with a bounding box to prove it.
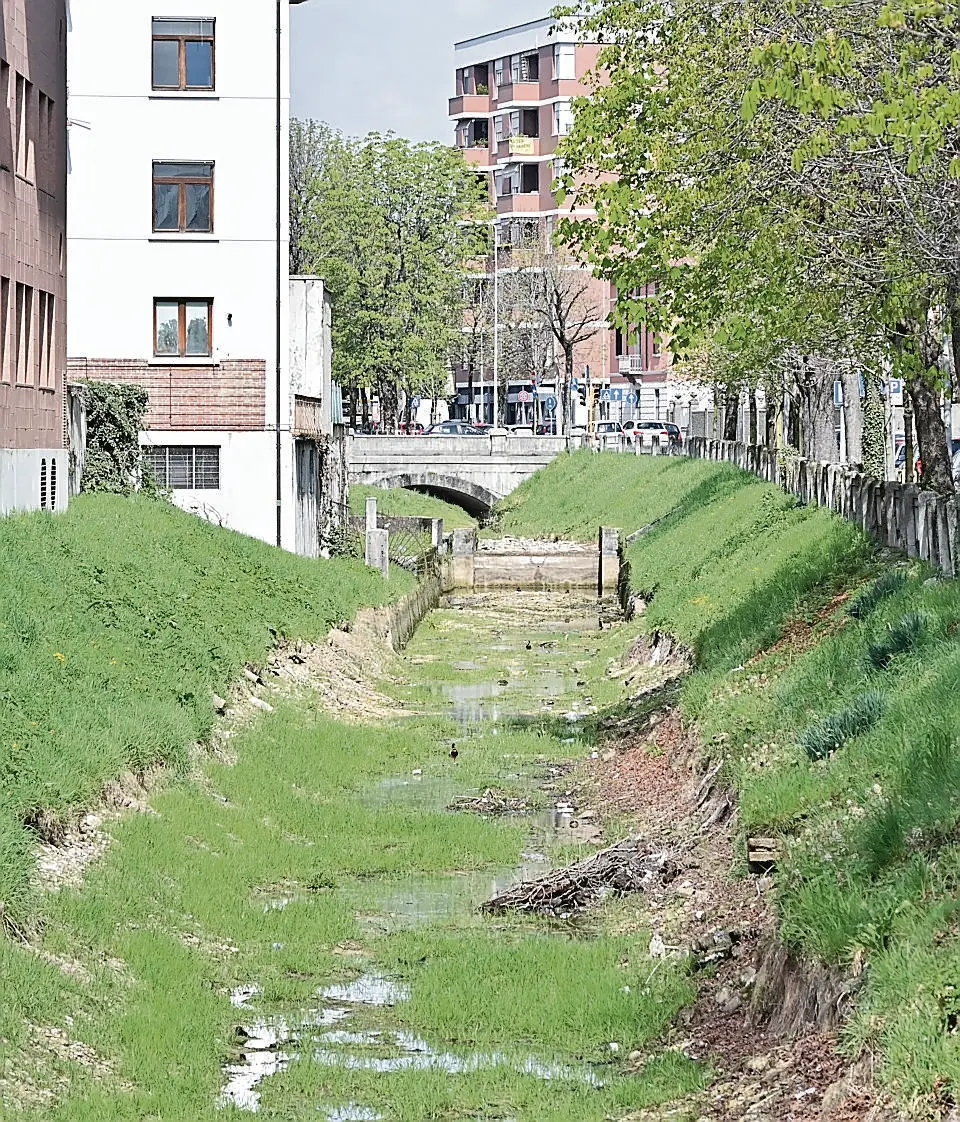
[801,362,839,462]
[561,345,575,437]
[841,371,864,465]
[907,372,954,494]
[722,386,739,441]
[861,374,887,480]
[360,387,370,429]
[749,391,758,445]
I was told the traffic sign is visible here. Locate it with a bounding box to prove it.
[410,396,421,409]
[571,378,579,391]
[625,391,638,404]
[517,390,532,403]
[601,388,623,403]
[544,396,557,413]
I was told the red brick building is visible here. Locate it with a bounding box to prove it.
[0,0,68,512]
[450,16,672,429]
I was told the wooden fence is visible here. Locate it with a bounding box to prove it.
[685,438,959,577]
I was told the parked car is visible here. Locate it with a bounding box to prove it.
[506,424,535,435]
[593,420,626,449]
[420,420,485,436]
[632,420,682,450]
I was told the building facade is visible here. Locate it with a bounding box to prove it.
[451,17,682,429]
[0,0,68,513]
[67,1,339,552]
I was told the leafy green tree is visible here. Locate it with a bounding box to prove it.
[291,123,490,430]
[555,0,958,487]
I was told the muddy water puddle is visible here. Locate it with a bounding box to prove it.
[219,591,623,1115]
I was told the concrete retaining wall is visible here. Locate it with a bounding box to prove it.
[353,575,443,652]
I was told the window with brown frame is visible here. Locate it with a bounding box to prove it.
[154,299,212,357]
[151,19,215,91]
[153,161,213,232]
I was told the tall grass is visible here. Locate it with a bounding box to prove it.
[497,452,960,1110]
[0,495,410,923]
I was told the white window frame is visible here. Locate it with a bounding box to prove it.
[554,102,574,137]
[554,43,576,81]
[510,54,521,84]
[494,115,504,143]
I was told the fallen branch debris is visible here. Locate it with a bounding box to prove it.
[481,837,679,916]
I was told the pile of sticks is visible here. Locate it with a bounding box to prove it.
[482,837,678,916]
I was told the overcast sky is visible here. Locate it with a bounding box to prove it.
[291,1,550,143]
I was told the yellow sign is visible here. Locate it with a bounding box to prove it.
[508,136,536,155]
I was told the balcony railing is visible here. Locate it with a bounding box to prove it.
[294,394,326,439]
[618,355,644,375]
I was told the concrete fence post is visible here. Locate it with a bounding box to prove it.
[365,496,378,534]
[450,527,477,589]
[599,526,621,596]
[365,527,389,577]
[431,518,444,551]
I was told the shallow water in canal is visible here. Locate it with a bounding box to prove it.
[218,591,695,1121]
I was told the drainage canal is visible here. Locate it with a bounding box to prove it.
[220,587,641,1118]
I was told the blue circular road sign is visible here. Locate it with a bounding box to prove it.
[545,396,557,413]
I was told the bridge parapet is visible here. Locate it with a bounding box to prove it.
[348,433,583,514]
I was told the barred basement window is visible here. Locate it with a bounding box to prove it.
[142,445,220,489]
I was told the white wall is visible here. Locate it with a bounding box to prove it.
[68,1,300,549]
[67,0,293,423]
[141,429,297,548]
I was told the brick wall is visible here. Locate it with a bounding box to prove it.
[0,0,68,451]
[67,359,268,431]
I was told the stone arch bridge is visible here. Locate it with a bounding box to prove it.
[347,433,579,516]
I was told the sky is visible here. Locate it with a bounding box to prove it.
[290,1,551,143]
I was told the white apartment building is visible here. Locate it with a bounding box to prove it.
[67,2,342,553]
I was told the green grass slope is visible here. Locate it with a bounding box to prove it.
[496,451,960,1111]
[0,495,411,924]
[350,484,476,529]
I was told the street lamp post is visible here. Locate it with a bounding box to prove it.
[492,221,500,427]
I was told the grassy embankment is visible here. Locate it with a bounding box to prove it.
[349,484,476,529]
[0,493,699,1120]
[0,494,413,925]
[497,450,960,1111]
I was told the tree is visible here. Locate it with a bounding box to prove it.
[553,0,958,488]
[504,232,604,433]
[291,123,491,430]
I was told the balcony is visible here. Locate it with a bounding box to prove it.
[294,394,326,439]
[462,145,493,167]
[449,93,492,118]
[496,192,546,215]
[494,81,542,106]
[507,135,541,158]
[618,355,644,376]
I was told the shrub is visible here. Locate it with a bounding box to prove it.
[848,570,908,620]
[797,690,885,761]
[867,612,929,669]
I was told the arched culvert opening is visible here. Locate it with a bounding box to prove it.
[369,474,501,520]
